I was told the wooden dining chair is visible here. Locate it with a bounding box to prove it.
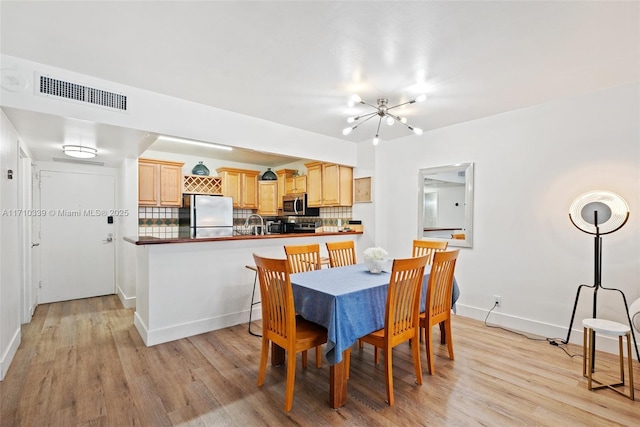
[358,254,429,406]
[451,233,465,240]
[253,254,327,412]
[412,239,448,265]
[284,243,322,273]
[420,249,459,375]
[326,240,357,268]
[413,239,449,345]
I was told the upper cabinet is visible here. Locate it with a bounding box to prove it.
[216,167,260,209]
[257,181,278,216]
[183,175,223,195]
[276,169,295,210]
[286,175,307,195]
[138,158,185,207]
[275,169,307,209]
[304,162,353,207]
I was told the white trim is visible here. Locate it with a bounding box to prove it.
[0,327,21,381]
[134,310,251,347]
[456,304,638,361]
[116,284,136,309]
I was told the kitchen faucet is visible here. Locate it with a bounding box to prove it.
[244,214,265,235]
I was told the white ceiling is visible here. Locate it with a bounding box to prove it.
[1,1,638,166]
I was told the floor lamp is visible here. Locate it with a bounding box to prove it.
[563,190,639,362]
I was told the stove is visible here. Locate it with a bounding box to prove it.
[293,221,322,233]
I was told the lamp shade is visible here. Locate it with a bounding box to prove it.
[569,190,629,235]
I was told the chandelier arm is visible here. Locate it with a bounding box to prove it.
[386,112,414,129]
[387,100,415,110]
[353,111,378,122]
[359,100,380,110]
[375,116,382,136]
[351,113,379,131]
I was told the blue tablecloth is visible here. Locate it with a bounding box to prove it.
[290,263,460,365]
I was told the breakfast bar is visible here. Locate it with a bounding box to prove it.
[124,231,362,346]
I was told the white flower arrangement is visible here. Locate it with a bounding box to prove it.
[363,247,391,273]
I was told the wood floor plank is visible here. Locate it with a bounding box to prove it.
[1,295,639,426]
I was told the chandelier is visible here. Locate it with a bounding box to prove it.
[342,94,426,145]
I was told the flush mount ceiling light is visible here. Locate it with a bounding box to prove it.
[62,144,97,159]
[343,93,426,145]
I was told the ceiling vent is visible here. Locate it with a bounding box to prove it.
[37,74,127,112]
[52,157,105,166]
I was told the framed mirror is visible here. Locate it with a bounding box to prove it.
[417,162,474,248]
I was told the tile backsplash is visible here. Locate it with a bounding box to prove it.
[138,207,179,238]
[138,206,354,238]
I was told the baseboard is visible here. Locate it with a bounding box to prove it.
[134,310,254,347]
[116,285,136,309]
[0,326,21,381]
[456,303,638,360]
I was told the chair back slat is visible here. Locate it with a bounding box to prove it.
[253,255,296,343]
[326,241,357,268]
[426,250,459,322]
[385,255,429,339]
[412,239,448,264]
[284,244,321,273]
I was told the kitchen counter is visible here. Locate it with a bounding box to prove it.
[125,231,362,346]
[124,230,362,245]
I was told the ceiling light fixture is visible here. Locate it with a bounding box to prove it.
[343,93,426,145]
[158,136,233,151]
[62,144,97,159]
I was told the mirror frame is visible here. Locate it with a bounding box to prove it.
[417,162,474,248]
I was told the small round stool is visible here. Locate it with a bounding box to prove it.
[582,318,635,400]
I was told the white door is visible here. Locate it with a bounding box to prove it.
[39,170,115,303]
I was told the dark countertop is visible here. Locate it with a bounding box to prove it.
[124,230,363,245]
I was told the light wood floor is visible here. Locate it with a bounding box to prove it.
[1,295,638,426]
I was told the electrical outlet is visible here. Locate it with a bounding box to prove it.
[493,295,502,307]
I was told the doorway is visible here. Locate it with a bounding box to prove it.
[38,169,116,303]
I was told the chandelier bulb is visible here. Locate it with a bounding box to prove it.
[413,127,423,136]
[415,94,427,103]
[373,135,379,145]
[347,116,356,123]
[351,94,362,104]
[386,116,395,126]
[400,117,407,124]
[342,126,353,136]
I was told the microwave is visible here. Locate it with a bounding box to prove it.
[267,221,295,234]
[282,193,320,216]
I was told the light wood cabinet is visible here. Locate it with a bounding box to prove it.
[276,169,295,209]
[257,181,278,216]
[138,158,185,207]
[286,175,307,195]
[216,167,260,209]
[304,162,353,207]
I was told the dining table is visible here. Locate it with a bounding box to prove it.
[272,262,460,408]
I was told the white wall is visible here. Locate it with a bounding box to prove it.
[375,82,640,352]
[0,111,21,380]
[117,158,138,308]
[1,54,357,168]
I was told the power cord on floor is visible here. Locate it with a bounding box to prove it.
[484,301,582,358]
